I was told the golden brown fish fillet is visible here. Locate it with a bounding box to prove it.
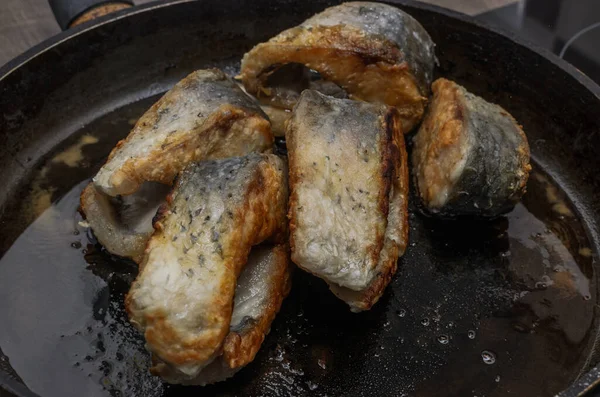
[240,2,436,132]
[287,90,408,312]
[412,78,531,218]
[94,68,273,197]
[155,244,292,385]
[126,154,288,380]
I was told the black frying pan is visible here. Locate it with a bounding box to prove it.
[1,0,600,396]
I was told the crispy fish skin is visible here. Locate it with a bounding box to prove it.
[156,244,292,385]
[80,182,168,262]
[240,2,435,132]
[287,90,407,311]
[93,69,273,197]
[412,78,531,218]
[125,154,288,380]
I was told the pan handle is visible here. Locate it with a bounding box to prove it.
[48,0,134,30]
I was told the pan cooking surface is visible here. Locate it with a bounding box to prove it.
[0,91,596,397]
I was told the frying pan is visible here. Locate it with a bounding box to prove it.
[1,0,599,396]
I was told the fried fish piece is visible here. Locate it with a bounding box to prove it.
[94,68,273,197]
[156,244,292,385]
[240,1,436,132]
[82,69,273,260]
[412,78,531,218]
[287,90,408,312]
[126,154,288,380]
[80,182,169,262]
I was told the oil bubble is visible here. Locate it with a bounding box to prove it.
[437,335,449,345]
[317,358,327,370]
[482,350,496,365]
[307,380,318,391]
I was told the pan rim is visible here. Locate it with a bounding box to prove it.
[0,1,599,396]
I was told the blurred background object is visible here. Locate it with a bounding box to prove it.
[0,0,599,83]
[477,0,600,83]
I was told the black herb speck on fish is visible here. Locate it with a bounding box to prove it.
[412,78,531,218]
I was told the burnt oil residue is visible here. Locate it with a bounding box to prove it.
[0,101,597,396]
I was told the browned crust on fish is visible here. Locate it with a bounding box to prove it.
[106,106,271,196]
[394,117,410,259]
[414,78,467,207]
[241,25,426,132]
[377,109,399,224]
[387,106,410,259]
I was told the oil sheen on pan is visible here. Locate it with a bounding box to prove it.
[0,97,596,397]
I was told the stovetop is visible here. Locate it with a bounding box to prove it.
[476,0,600,84]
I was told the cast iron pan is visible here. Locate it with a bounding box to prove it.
[1,0,600,396]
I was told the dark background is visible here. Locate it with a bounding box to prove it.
[2,0,598,84]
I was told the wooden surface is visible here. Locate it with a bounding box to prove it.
[0,0,517,68]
